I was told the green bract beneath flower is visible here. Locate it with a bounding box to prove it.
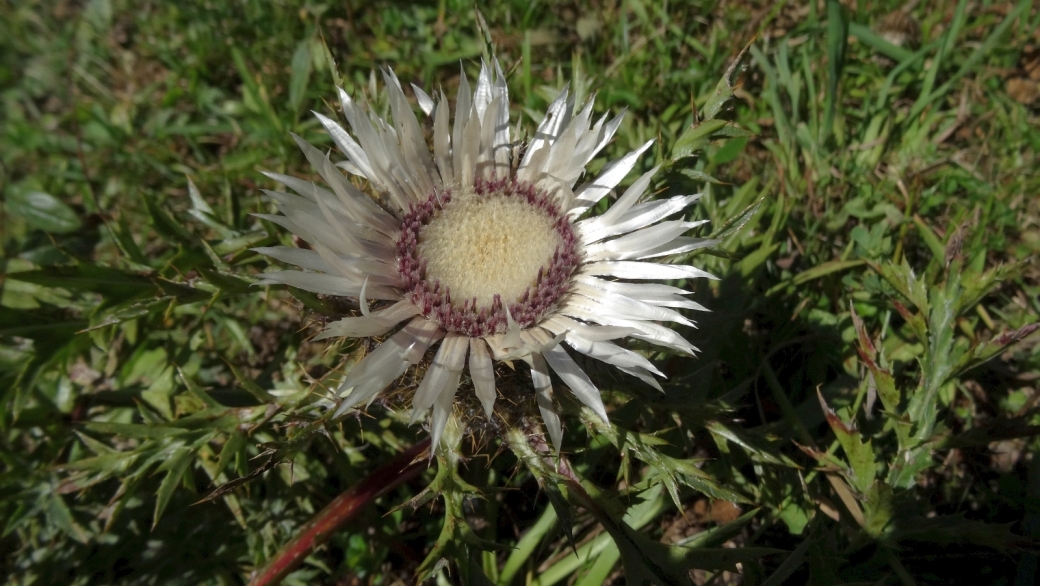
[255,59,719,450]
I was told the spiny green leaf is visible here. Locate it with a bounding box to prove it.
[892,300,928,343]
[863,482,894,538]
[887,441,939,489]
[909,278,961,440]
[817,390,877,494]
[870,258,929,313]
[701,40,752,122]
[851,303,903,417]
[671,118,728,160]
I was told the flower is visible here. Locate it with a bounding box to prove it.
[256,60,716,449]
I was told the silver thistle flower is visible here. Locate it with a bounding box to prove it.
[256,60,716,449]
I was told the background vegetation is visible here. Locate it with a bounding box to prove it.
[2,0,1039,584]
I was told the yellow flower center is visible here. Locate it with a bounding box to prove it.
[418,189,562,309]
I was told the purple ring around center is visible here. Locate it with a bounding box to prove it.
[396,176,580,337]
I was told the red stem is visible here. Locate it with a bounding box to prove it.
[248,438,431,586]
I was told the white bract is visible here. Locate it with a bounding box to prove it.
[256,60,717,449]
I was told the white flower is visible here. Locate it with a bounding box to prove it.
[256,60,716,449]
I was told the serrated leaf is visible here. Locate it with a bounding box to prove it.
[851,303,903,418]
[816,390,877,494]
[909,278,961,441]
[870,259,929,313]
[701,40,751,121]
[671,118,728,160]
[709,195,766,242]
[887,442,938,488]
[860,354,902,418]
[863,482,894,538]
[892,300,928,342]
[673,466,750,504]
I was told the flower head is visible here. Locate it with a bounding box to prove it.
[256,60,716,449]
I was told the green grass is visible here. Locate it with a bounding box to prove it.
[2,0,1039,584]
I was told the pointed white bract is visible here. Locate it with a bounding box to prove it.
[257,59,715,450]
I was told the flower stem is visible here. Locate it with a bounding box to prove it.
[247,438,431,586]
